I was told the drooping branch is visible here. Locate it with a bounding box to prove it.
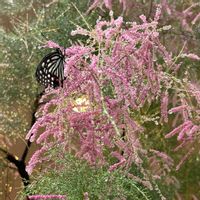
[147,0,153,21]
[0,147,29,186]
[21,91,45,163]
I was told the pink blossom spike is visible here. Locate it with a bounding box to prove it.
[168,105,188,114]
[28,195,66,199]
[181,53,200,60]
[154,5,162,22]
[109,158,126,171]
[186,125,199,137]
[43,40,62,49]
[192,12,200,24]
[161,91,169,123]
[176,147,194,170]
[104,0,112,9]
[26,146,49,174]
[165,121,193,139]
[161,0,171,15]
[140,15,147,23]
[177,123,193,141]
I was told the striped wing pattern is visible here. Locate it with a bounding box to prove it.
[36,49,65,88]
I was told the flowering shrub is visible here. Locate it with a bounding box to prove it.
[26,4,200,199]
[25,153,162,199]
[89,0,200,29]
[88,0,129,12]
[89,0,200,54]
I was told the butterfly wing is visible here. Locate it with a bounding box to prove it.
[36,49,65,88]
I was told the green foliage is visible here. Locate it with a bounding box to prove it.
[173,155,200,199]
[23,154,161,200]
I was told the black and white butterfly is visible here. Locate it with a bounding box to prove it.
[35,48,65,88]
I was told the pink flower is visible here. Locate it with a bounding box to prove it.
[186,125,199,137]
[114,16,123,28]
[183,3,200,16]
[161,91,169,123]
[109,152,126,171]
[154,5,162,22]
[87,0,128,12]
[165,121,193,139]
[181,53,200,60]
[161,0,171,15]
[26,146,49,174]
[104,0,112,9]
[177,123,193,141]
[140,15,147,23]
[28,195,66,199]
[192,12,200,24]
[168,105,188,114]
[188,83,200,104]
[43,40,62,49]
[176,147,194,170]
[150,149,173,166]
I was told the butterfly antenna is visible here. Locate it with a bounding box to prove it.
[41,32,49,41]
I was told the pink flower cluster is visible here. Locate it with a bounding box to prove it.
[28,195,66,199]
[165,82,200,169]
[26,5,199,179]
[88,0,200,57]
[88,0,128,12]
[88,0,200,27]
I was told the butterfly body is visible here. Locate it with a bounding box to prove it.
[35,48,65,88]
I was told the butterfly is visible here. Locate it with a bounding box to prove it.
[35,48,65,88]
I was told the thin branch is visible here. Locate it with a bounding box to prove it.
[0,91,44,188]
[21,91,44,162]
[147,0,153,21]
[0,147,29,186]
